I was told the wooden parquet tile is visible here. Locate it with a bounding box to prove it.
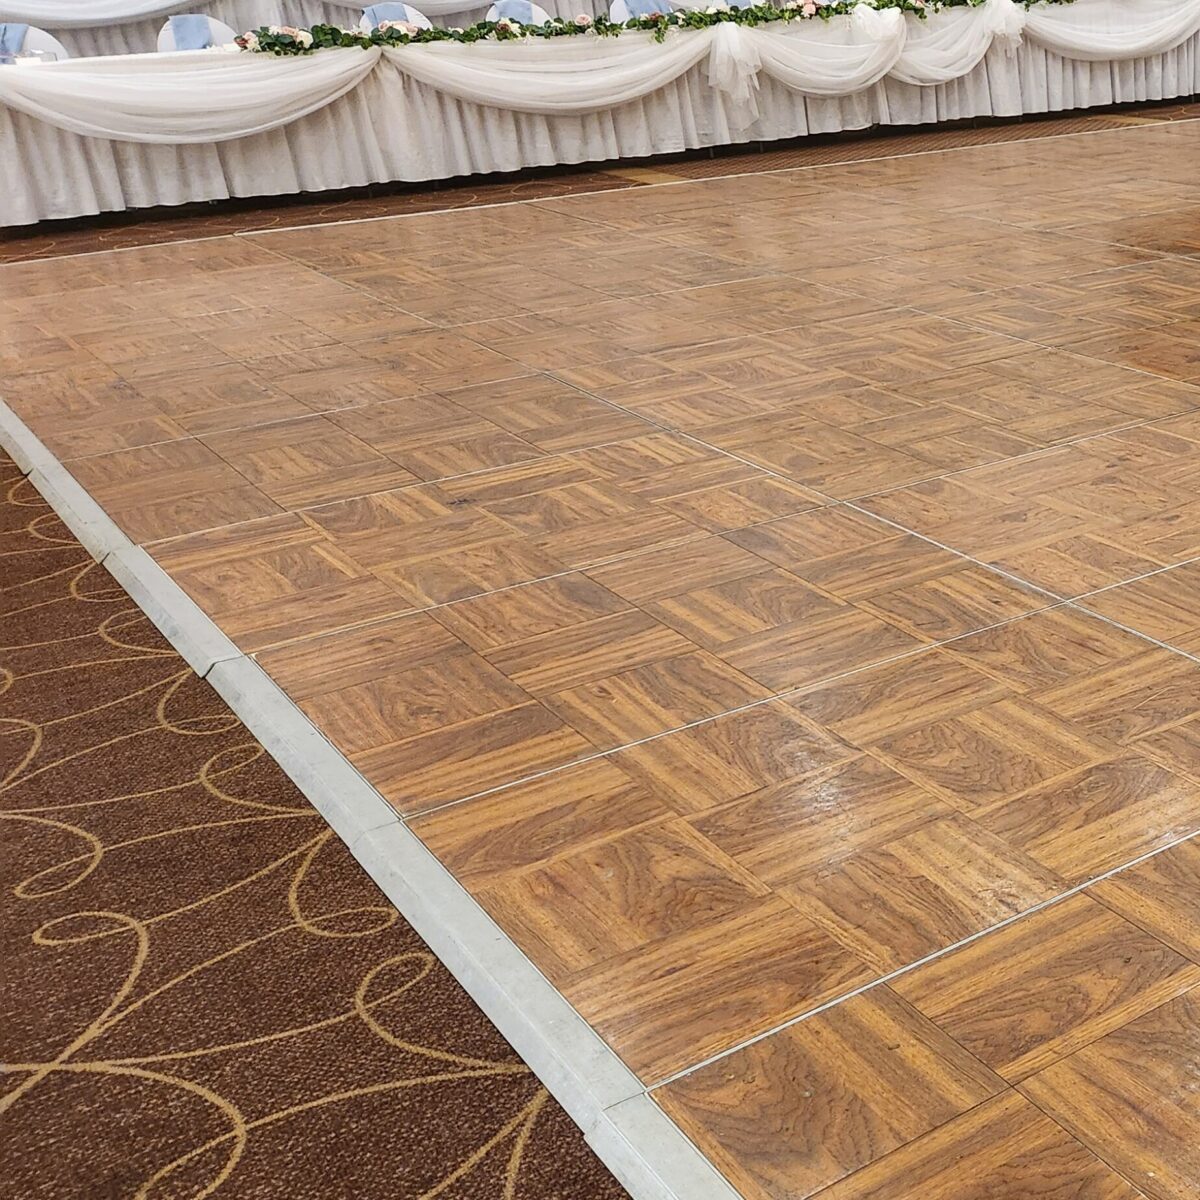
[689,756,953,884]
[1033,648,1200,745]
[410,758,672,887]
[780,813,1063,972]
[657,988,1004,1200]
[862,415,1200,596]
[942,608,1148,693]
[149,514,414,653]
[433,572,630,652]
[1080,562,1200,650]
[811,1092,1146,1199]
[200,415,421,508]
[66,439,282,542]
[476,817,771,980]
[257,612,592,812]
[976,756,1200,883]
[431,374,657,452]
[540,650,769,751]
[871,696,1118,810]
[325,392,549,480]
[1090,839,1200,962]
[892,894,1200,1082]
[564,895,873,1081]
[787,650,1010,744]
[15,115,1200,1199]
[1020,987,1200,1200]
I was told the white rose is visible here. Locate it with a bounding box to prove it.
[296,29,313,46]
[240,31,260,48]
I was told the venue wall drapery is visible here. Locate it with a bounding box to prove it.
[4,0,1200,225]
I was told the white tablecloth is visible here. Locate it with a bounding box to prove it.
[0,0,609,55]
[3,0,1199,226]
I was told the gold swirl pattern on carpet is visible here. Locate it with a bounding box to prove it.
[0,453,627,1200]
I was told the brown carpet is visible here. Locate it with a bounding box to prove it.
[0,451,628,1200]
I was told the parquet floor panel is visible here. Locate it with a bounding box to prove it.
[1020,988,1200,1200]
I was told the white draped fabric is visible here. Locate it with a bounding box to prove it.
[892,0,1025,86]
[705,5,907,119]
[753,6,905,96]
[380,32,714,114]
[0,45,379,140]
[0,0,607,56]
[4,0,1200,225]
[1026,0,1200,62]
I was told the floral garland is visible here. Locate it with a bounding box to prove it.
[237,0,1073,54]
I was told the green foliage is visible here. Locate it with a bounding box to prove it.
[236,0,1076,56]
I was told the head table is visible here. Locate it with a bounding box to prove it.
[3,0,1199,227]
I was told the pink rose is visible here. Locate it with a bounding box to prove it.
[574,11,592,24]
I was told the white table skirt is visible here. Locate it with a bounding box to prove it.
[25,0,610,57]
[3,33,1198,227]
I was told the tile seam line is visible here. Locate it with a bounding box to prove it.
[401,590,1077,824]
[5,107,1197,265]
[1015,1064,1177,1199]
[0,397,741,1200]
[837,496,1200,669]
[0,231,244,268]
[647,815,1200,1091]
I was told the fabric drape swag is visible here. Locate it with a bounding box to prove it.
[3,0,1200,142]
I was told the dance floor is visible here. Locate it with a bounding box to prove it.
[7,114,1200,1199]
